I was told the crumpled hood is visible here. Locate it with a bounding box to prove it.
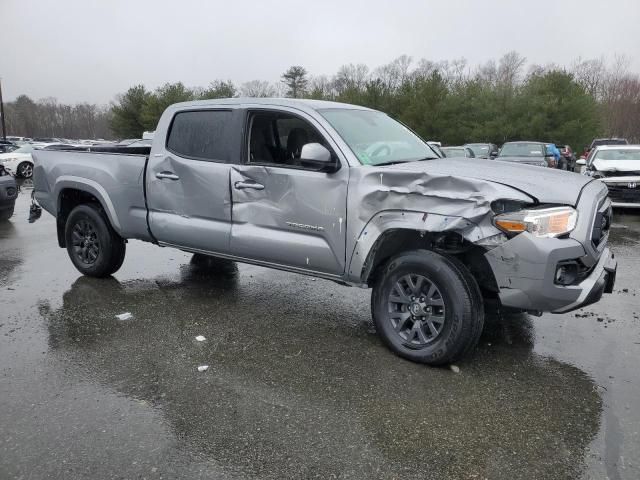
[387,158,593,205]
[593,158,640,173]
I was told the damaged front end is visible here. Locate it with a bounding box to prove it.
[345,164,537,287]
[346,161,616,314]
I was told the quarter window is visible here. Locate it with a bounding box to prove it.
[167,110,232,161]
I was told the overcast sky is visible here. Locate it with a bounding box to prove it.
[1,0,639,104]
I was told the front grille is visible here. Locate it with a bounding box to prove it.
[591,200,612,247]
[602,170,640,178]
[606,184,640,203]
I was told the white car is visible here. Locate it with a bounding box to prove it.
[0,144,35,178]
[578,145,640,207]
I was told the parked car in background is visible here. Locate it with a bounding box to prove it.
[0,144,36,178]
[556,144,576,171]
[590,138,629,150]
[441,146,475,158]
[0,164,18,221]
[427,141,445,158]
[116,139,141,146]
[6,136,32,142]
[496,141,557,167]
[578,145,640,207]
[0,140,18,154]
[32,137,63,143]
[464,143,499,159]
[584,138,629,159]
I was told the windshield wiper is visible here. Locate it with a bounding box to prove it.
[375,157,438,166]
[374,160,414,166]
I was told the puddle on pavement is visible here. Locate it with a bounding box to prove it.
[34,258,602,480]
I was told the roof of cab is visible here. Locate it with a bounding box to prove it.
[168,97,373,114]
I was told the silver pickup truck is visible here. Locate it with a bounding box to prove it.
[32,98,617,365]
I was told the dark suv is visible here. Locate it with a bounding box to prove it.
[0,165,18,221]
[464,143,499,159]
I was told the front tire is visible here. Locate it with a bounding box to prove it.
[17,161,33,178]
[64,204,126,277]
[371,249,484,366]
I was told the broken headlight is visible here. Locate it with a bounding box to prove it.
[494,206,578,238]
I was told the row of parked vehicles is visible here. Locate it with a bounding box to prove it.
[436,141,577,170]
[0,134,154,179]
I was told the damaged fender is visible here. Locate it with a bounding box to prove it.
[344,166,533,284]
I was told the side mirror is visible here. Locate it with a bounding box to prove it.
[576,158,586,166]
[490,151,498,158]
[300,143,339,172]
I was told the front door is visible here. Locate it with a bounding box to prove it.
[230,109,349,275]
[147,108,241,253]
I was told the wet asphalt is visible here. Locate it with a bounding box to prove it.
[1,182,639,480]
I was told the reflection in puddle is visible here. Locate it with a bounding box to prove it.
[39,255,602,479]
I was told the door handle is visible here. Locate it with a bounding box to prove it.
[234,181,264,190]
[156,171,180,180]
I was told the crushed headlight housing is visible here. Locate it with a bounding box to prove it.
[494,206,578,238]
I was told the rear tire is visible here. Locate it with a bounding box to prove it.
[64,204,126,277]
[371,249,484,366]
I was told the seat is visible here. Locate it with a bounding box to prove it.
[249,121,275,164]
[286,128,309,163]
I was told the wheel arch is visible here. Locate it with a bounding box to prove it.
[54,178,121,247]
[347,210,499,293]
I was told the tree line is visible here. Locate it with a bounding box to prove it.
[3,95,112,140]
[4,52,640,150]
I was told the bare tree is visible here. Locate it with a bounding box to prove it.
[307,75,334,99]
[240,80,277,98]
[497,51,527,88]
[571,57,607,98]
[333,63,369,95]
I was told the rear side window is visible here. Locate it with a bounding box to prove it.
[166,110,232,162]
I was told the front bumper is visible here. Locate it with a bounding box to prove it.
[484,181,615,314]
[485,235,617,314]
[602,177,640,207]
[552,247,616,313]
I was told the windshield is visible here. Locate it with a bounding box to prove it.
[12,145,34,154]
[594,149,640,161]
[499,143,544,157]
[318,109,437,165]
[442,147,465,157]
[465,144,489,156]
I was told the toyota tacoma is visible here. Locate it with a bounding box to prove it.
[31,99,617,365]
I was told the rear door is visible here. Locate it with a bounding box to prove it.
[229,108,349,275]
[146,107,242,253]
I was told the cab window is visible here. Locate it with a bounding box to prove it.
[247,111,331,169]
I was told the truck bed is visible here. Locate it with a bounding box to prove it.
[32,149,153,241]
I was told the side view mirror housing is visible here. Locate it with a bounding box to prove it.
[576,158,586,166]
[300,143,339,173]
